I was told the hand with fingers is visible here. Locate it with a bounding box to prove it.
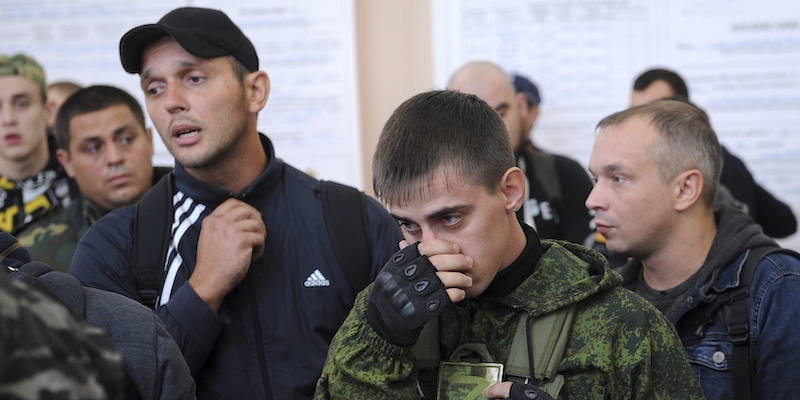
[189,198,267,312]
[366,239,473,346]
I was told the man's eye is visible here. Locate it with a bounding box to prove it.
[441,215,461,226]
[399,221,420,233]
[146,86,162,96]
[119,134,134,145]
[13,99,30,109]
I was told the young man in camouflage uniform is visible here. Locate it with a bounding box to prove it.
[16,85,170,271]
[0,54,79,235]
[315,90,704,399]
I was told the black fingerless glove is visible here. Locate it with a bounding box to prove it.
[507,382,554,400]
[366,243,452,347]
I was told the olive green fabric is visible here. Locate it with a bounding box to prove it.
[16,167,172,272]
[16,198,93,272]
[314,240,704,399]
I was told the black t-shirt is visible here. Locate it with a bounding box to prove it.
[515,146,594,245]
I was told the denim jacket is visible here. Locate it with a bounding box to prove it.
[622,241,800,400]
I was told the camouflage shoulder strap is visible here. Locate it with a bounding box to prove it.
[505,304,577,398]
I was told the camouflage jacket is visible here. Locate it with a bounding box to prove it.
[315,240,705,399]
[16,167,172,272]
[0,272,125,399]
[0,136,79,235]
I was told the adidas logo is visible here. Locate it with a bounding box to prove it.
[304,269,331,287]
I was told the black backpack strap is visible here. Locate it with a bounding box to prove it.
[132,172,174,309]
[529,150,561,207]
[320,180,373,297]
[727,245,799,400]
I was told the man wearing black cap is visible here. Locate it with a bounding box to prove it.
[449,63,594,245]
[69,7,402,399]
[510,73,541,145]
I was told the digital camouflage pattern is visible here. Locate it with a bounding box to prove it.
[315,240,705,400]
[0,273,125,400]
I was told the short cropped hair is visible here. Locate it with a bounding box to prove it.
[373,90,515,205]
[54,85,145,151]
[633,68,689,99]
[596,99,722,208]
[47,81,83,99]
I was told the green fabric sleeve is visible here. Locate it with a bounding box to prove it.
[315,285,423,400]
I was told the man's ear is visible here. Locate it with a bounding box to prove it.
[45,100,58,122]
[674,169,704,211]
[528,105,540,124]
[55,148,75,178]
[500,167,526,213]
[515,93,529,119]
[245,71,270,114]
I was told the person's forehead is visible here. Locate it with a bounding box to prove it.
[631,80,675,106]
[141,37,207,69]
[0,75,42,98]
[465,76,513,106]
[387,169,478,214]
[594,116,657,161]
[47,87,71,101]
[69,104,140,138]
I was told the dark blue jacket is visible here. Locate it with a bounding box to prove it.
[70,135,403,399]
[620,208,800,399]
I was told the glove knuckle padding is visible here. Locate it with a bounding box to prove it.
[367,243,452,346]
[508,382,553,400]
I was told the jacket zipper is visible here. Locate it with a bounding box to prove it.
[248,275,272,399]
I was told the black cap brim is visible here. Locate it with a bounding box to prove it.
[120,24,231,74]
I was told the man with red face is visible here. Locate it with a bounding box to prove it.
[0,54,79,234]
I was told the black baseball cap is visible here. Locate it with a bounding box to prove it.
[511,73,541,106]
[119,7,258,74]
